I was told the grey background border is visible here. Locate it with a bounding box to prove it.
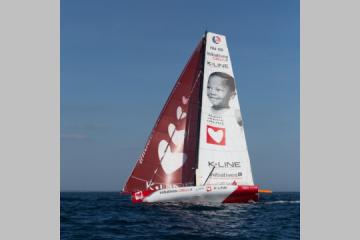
[301,0,359,238]
[0,0,59,239]
[1,0,359,239]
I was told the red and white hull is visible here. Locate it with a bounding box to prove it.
[132,185,259,203]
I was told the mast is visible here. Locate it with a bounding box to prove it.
[194,32,207,186]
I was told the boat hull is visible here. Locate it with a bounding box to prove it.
[131,185,259,203]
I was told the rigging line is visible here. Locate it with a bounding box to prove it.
[130,176,148,182]
[189,71,202,95]
[203,166,216,186]
[147,71,203,188]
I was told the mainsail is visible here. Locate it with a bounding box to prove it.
[123,39,204,193]
[196,32,254,186]
[123,32,255,194]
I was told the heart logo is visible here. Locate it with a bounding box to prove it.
[158,140,187,174]
[206,126,225,145]
[176,106,187,120]
[168,123,185,146]
[208,128,223,143]
[182,96,189,105]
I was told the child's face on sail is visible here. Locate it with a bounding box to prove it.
[207,75,234,108]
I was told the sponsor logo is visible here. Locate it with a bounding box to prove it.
[206,186,212,192]
[206,61,229,69]
[214,186,227,190]
[145,182,192,190]
[210,172,241,178]
[207,125,225,145]
[206,51,229,62]
[178,188,192,193]
[134,191,143,200]
[208,161,241,168]
[159,189,178,194]
[210,46,224,52]
[212,35,221,44]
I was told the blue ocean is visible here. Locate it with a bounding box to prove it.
[61,192,299,240]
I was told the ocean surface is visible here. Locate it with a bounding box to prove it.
[61,192,300,240]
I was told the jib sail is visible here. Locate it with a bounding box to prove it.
[123,39,205,193]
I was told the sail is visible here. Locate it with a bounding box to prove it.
[196,32,254,186]
[123,39,204,193]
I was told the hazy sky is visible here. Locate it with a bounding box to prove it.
[61,0,299,191]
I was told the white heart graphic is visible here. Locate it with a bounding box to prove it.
[168,123,185,146]
[168,123,175,136]
[182,96,189,105]
[158,140,187,175]
[176,106,187,120]
[208,128,224,143]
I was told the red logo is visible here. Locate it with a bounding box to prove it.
[207,125,225,145]
[206,186,212,192]
[212,36,221,44]
[134,191,143,200]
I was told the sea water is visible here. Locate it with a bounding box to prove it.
[61,192,299,240]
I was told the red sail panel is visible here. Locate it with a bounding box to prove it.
[123,39,204,193]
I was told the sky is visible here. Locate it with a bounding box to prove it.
[61,0,299,191]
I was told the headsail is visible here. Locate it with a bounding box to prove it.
[123,39,204,193]
[196,32,254,186]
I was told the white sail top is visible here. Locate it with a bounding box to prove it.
[196,32,254,186]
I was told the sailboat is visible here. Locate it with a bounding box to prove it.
[122,32,267,203]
